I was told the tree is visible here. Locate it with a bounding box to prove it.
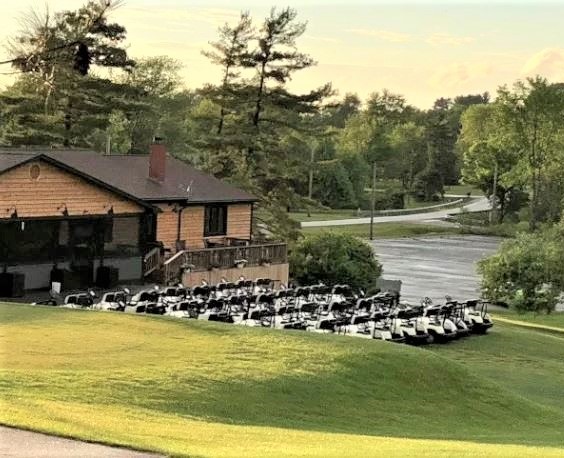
[201,7,333,239]
[387,122,426,194]
[496,77,564,230]
[4,0,135,146]
[314,160,357,209]
[425,98,458,187]
[202,12,254,135]
[327,93,361,128]
[413,145,444,201]
[366,90,410,126]
[119,56,186,154]
[479,224,564,313]
[289,232,382,291]
[423,93,489,188]
[458,103,523,222]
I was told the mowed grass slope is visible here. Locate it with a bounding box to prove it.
[1,304,564,457]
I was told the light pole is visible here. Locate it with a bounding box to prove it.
[489,160,498,225]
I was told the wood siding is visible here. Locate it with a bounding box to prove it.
[0,160,143,219]
[227,203,252,240]
[156,203,252,251]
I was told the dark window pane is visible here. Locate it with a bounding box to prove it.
[204,205,228,237]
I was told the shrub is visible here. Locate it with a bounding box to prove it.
[314,160,357,209]
[478,224,564,313]
[289,232,382,291]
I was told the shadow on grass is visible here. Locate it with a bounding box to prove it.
[129,345,564,449]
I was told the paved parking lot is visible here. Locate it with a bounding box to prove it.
[371,235,503,304]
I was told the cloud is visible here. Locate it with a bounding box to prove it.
[425,33,475,46]
[347,28,411,43]
[116,6,240,28]
[521,48,564,79]
[347,29,476,46]
[303,35,341,44]
[428,62,493,90]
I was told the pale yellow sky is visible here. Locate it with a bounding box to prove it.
[1,1,564,108]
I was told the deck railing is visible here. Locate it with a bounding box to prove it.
[163,242,288,285]
[143,247,162,277]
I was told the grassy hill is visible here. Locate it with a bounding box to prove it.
[1,303,564,457]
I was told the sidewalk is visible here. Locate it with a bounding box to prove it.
[0,426,160,458]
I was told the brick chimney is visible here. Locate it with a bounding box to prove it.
[149,137,166,183]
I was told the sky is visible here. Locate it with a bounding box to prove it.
[1,0,564,108]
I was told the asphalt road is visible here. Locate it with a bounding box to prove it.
[372,235,503,304]
[301,197,491,227]
[0,426,160,458]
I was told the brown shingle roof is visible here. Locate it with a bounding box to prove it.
[0,149,256,204]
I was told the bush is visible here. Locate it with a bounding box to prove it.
[289,232,382,291]
[358,191,405,211]
[314,160,357,209]
[478,224,564,313]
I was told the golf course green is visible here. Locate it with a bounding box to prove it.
[1,303,563,457]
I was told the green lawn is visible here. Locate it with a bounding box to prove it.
[302,222,518,239]
[289,209,360,222]
[1,304,564,457]
[427,318,564,416]
[492,309,564,330]
[290,199,464,222]
[444,184,484,196]
[302,222,465,238]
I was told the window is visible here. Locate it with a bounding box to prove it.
[0,220,59,263]
[204,205,228,237]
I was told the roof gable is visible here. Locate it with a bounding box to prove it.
[0,157,146,219]
[0,149,257,205]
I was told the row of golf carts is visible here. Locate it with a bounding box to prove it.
[33,278,493,344]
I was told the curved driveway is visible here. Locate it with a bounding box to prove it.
[301,197,491,227]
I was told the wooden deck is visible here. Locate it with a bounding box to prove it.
[163,242,288,284]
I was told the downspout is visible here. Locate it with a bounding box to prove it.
[176,205,186,251]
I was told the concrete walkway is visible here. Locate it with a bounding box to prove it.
[301,197,491,228]
[0,426,160,458]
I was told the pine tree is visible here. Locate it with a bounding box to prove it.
[6,0,135,146]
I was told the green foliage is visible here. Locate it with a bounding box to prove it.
[314,160,357,208]
[198,7,333,240]
[387,122,426,192]
[289,232,382,290]
[412,146,444,201]
[4,1,135,146]
[496,77,564,229]
[479,224,564,313]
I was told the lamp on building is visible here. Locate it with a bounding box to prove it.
[104,204,114,215]
[57,204,69,216]
[7,206,18,219]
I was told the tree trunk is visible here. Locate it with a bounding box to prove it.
[529,168,540,231]
[217,63,231,135]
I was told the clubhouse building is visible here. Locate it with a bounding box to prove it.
[0,143,288,296]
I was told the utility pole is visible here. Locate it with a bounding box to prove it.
[105,134,111,156]
[489,160,498,224]
[370,161,376,240]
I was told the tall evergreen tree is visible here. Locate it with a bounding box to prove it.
[202,12,254,135]
[5,0,134,146]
